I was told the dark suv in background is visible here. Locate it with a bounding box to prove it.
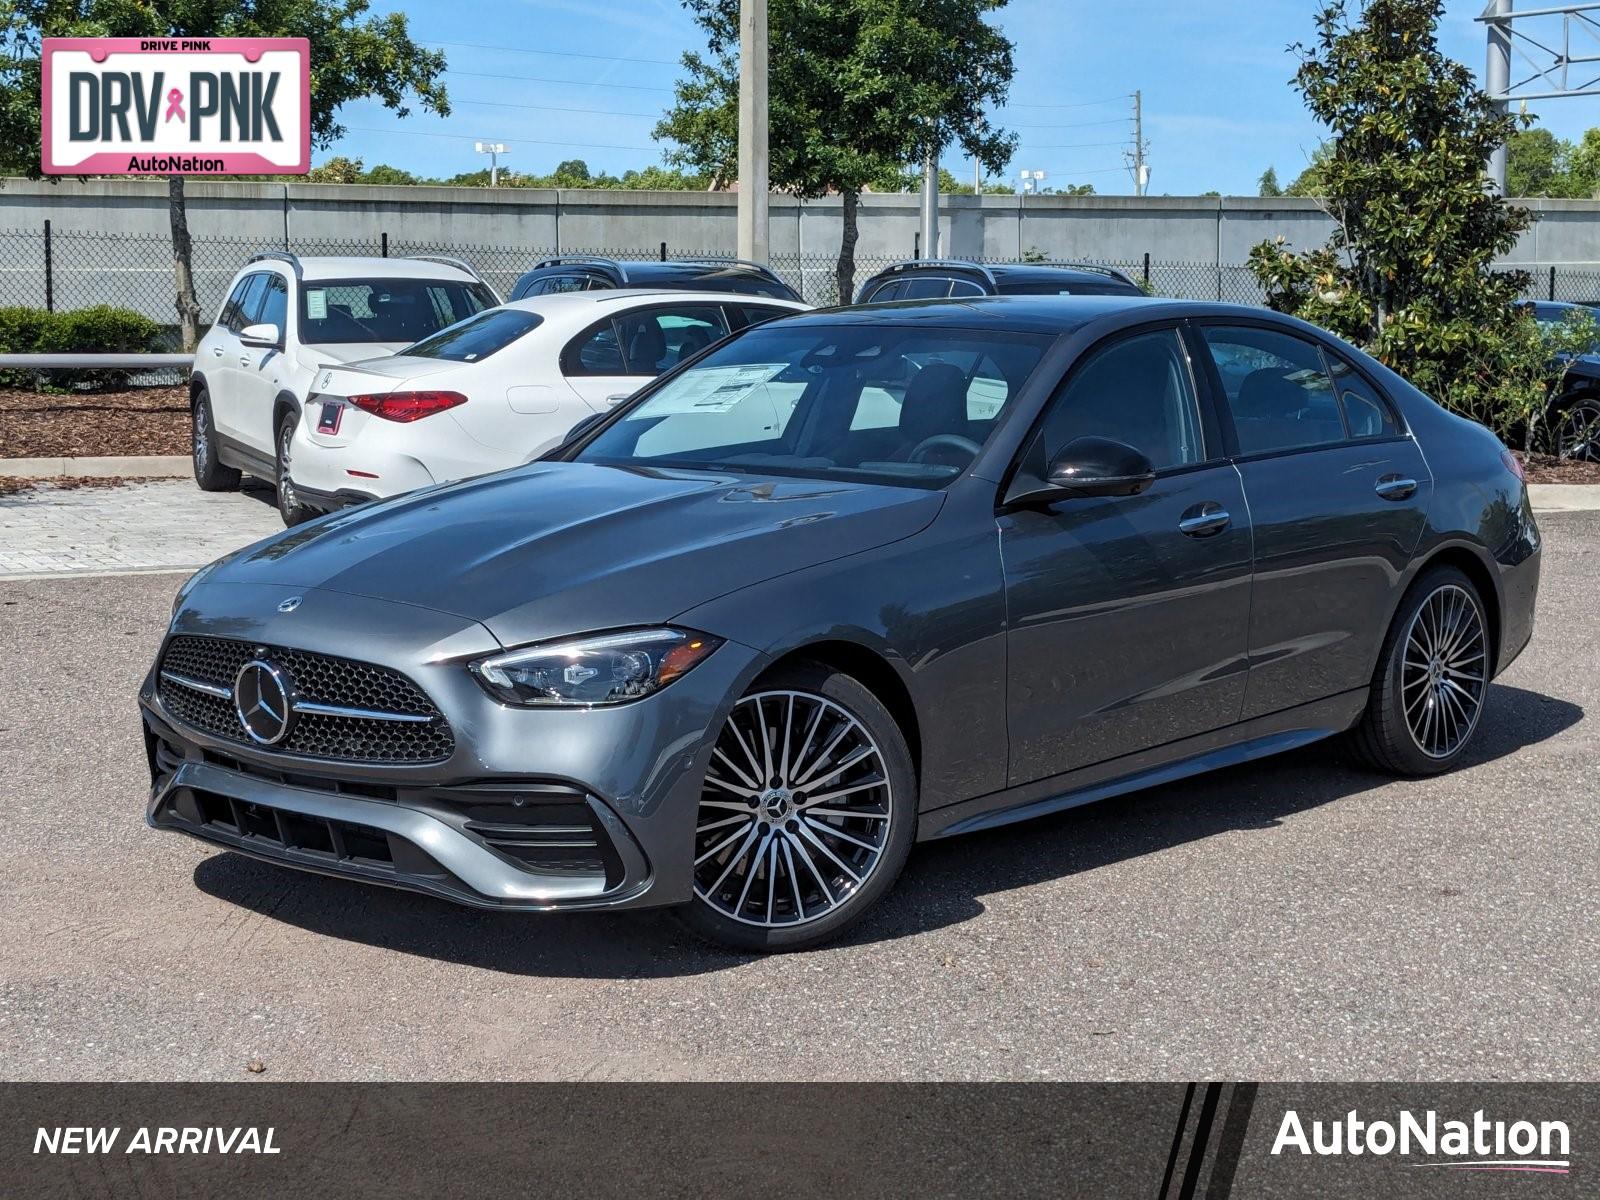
[855,259,1146,303]
[510,255,802,302]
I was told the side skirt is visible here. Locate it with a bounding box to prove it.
[918,688,1367,841]
[217,433,278,483]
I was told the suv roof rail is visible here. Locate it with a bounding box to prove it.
[531,255,630,283]
[405,254,493,287]
[1033,261,1142,288]
[247,250,303,279]
[870,258,999,287]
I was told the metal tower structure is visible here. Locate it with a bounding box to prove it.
[1481,0,1600,191]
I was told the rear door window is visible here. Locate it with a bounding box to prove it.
[1327,355,1400,439]
[1199,325,1347,455]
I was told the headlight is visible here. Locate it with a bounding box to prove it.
[469,628,723,707]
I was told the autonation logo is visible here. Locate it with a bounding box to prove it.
[1272,1108,1571,1174]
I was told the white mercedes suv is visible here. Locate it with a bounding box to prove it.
[278,288,806,522]
[189,253,499,498]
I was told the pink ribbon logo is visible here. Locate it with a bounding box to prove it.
[164,88,185,123]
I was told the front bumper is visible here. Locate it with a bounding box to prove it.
[142,582,762,912]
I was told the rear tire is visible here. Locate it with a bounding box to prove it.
[1556,395,1600,462]
[1349,565,1490,776]
[275,412,315,527]
[675,661,917,953]
[191,387,240,492]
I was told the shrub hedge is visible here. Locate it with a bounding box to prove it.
[0,305,164,389]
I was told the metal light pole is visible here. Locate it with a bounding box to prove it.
[919,148,939,259]
[1485,0,1512,193]
[737,0,770,263]
[475,141,507,187]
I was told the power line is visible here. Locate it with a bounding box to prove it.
[453,98,659,119]
[1020,140,1128,150]
[346,125,659,152]
[1005,117,1133,130]
[428,39,682,68]
[447,68,677,93]
[1003,94,1130,110]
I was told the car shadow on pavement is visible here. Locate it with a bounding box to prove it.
[192,682,1581,977]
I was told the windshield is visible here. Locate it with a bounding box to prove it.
[298,278,496,345]
[403,308,542,361]
[575,323,1051,488]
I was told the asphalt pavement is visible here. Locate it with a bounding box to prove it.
[1,513,1595,1081]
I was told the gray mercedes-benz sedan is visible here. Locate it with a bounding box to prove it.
[141,296,1541,951]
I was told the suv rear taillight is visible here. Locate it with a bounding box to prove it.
[1501,448,1526,482]
[348,391,467,422]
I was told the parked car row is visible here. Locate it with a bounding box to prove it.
[189,254,1156,525]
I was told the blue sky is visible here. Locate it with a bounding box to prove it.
[327,0,1600,194]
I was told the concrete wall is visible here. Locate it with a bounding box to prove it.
[5,178,1600,317]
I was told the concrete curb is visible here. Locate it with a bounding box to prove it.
[1528,483,1600,512]
[0,455,190,479]
[2,456,1598,512]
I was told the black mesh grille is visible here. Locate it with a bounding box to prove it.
[158,635,455,764]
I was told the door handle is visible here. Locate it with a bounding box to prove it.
[1374,474,1417,501]
[606,393,630,407]
[211,346,223,357]
[1178,503,1231,538]
[239,355,253,368]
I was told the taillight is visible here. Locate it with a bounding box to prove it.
[347,391,467,423]
[1500,448,1526,482]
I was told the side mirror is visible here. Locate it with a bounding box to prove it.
[1008,436,1157,506]
[542,411,606,460]
[239,322,281,349]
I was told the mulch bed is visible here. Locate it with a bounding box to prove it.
[0,386,189,459]
[1512,451,1600,485]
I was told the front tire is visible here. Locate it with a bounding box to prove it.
[191,387,240,492]
[676,661,917,952]
[1350,566,1490,776]
[275,413,315,527]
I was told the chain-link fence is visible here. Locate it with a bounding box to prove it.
[8,223,1600,331]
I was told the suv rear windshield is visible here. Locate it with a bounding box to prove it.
[298,278,496,345]
[403,308,543,362]
[994,278,1143,297]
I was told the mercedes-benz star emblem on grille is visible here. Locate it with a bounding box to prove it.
[277,596,303,613]
[233,659,296,746]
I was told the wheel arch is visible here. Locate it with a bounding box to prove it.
[271,390,301,441]
[1403,543,1503,675]
[188,371,209,406]
[752,639,922,783]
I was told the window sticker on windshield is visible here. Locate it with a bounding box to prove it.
[643,364,789,414]
[305,289,328,320]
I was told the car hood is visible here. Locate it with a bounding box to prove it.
[203,462,943,646]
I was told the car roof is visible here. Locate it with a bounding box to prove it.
[859,260,1141,291]
[775,293,1247,334]
[501,289,809,316]
[284,256,481,283]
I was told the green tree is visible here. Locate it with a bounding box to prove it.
[1506,127,1564,196]
[1247,0,1555,444]
[656,0,1017,301]
[306,156,367,184]
[2,1,446,349]
[1284,144,1332,195]
[362,162,419,186]
[1258,166,1283,196]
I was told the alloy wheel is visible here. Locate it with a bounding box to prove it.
[1557,400,1600,462]
[693,689,894,928]
[277,424,300,512]
[193,402,209,467]
[1400,583,1487,759]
